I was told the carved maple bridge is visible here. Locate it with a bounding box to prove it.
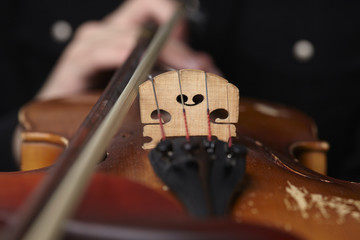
[139,69,239,149]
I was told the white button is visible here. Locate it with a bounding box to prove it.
[293,39,314,62]
[51,20,72,43]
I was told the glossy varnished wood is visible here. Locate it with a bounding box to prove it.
[12,89,360,239]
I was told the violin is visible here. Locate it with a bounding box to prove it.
[5,68,360,240]
[1,2,360,240]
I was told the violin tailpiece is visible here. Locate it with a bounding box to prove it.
[149,137,247,217]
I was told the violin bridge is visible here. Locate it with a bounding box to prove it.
[139,69,239,149]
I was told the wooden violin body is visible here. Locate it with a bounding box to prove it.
[1,70,360,239]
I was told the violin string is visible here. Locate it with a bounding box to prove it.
[149,75,166,141]
[204,72,212,141]
[226,84,232,147]
[177,70,190,141]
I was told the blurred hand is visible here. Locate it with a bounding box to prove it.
[37,0,220,100]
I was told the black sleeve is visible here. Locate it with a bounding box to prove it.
[0,1,21,171]
[0,111,19,171]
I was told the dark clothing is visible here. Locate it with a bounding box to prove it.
[1,0,360,181]
[0,0,122,170]
[190,1,360,181]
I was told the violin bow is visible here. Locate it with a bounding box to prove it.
[2,1,197,239]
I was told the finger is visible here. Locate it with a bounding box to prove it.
[106,0,178,25]
[160,37,222,75]
[105,0,187,40]
[69,20,140,61]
